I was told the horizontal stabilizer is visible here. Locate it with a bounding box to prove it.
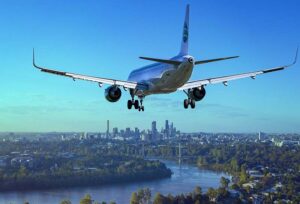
[139,56,181,65]
[195,56,239,65]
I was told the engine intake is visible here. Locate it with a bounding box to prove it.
[105,86,122,102]
[189,87,206,101]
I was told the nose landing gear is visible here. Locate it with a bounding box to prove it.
[138,99,145,112]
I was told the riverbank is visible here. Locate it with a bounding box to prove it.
[0,159,171,192]
[0,160,229,204]
[147,156,233,175]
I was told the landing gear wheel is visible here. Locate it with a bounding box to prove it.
[190,99,196,109]
[134,100,139,109]
[127,100,132,109]
[141,106,144,111]
[138,107,141,111]
[184,99,189,109]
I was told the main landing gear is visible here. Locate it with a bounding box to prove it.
[127,99,139,109]
[183,98,196,109]
[127,99,144,111]
[127,90,145,111]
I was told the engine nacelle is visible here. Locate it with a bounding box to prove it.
[105,86,122,102]
[188,87,206,101]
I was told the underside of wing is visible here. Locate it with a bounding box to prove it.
[179,48,298,90]
[33,50,137,89]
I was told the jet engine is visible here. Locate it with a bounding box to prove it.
[188,87,206,101]
[105,86,122,102]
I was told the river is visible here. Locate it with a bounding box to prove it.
[0,160,230,204]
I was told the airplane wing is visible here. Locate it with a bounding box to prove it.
[33,50,137,89]
[179,48,298,90]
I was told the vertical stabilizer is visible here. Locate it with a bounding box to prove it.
[179,4,189,55]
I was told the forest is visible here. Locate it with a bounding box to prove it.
[0,139,171,191]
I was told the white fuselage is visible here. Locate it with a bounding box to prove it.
[128,55,195,96]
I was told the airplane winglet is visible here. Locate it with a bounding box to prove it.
[33,49,47,71]
[292,45,298,65]
[286,45,298,67]
[33,48,39,69]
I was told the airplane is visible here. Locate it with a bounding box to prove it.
[33,4,298,112]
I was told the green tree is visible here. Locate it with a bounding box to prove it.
[239,168,248,185]
[194,186,202,195]
[245,185,251,194]
[130,192,139,204]
[80,194,93,204]
[220,176,230,188]
[197,156,208,166]
[217,187,229,198]
[18,165,28,178]
[207,188,217,202]
[230,158,239,171]
[194,186,202,201]
[144,188,151,203]
[167,194,174,203]
[230,183,239,190]
[137,188,145,203]
[153,193,165,204]
[60,200,71,204]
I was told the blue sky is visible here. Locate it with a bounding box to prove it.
[0,0,299,133]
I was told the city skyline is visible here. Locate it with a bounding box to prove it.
[1,1,300,133]
[0,119,288,135]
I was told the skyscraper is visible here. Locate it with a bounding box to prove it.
[152,121,157,140]
[170,122,174,137]
[125,127,131,137]
[165,120,169,139]
[134,127,140,138]
[152,121,157,133]
[165,120,169,131]
[112,127,118,136]
[106,120,110,138]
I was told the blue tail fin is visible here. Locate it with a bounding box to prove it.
[179,4,189,55]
